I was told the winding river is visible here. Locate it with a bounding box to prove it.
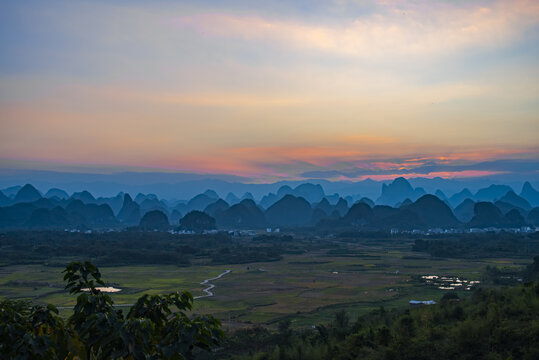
[194,269,231,299]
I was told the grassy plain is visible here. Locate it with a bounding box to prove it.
[0,237,532,328]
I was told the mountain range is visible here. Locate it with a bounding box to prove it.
[1,178,538,231]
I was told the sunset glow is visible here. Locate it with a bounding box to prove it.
[0,0,537,181]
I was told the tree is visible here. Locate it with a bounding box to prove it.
[0,261,223,359]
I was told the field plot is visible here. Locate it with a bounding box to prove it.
[0,238,530,328]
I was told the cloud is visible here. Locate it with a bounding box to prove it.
[173,0,539,59]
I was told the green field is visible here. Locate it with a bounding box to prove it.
[0,237,531,328]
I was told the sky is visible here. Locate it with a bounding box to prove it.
[0,0,538,183]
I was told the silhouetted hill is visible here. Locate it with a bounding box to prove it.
[45,188,69,199]
[343,202,374,226]
[0,203,38,227]
[527,207,539,226]
[310,208,328,225]
[139,209,169,230]
[503,209,527,227]
[117,194,141,225]
[498,191,531,210]
[204,199,230,217]
[26,206,71,228]
[13,184,42,203]
[448,188,473,208]
[406,195,460,228]
[468,202,504,228]
[372,205,398,219]
[520,182,539,207]
[474,184,513,202]
[216,199,266,229]
[65,200,117,227]
[179,210,216,231]
[454,198,475,223]
[334,198,349,216]
[315,198,333,215]
[266,195,312,226]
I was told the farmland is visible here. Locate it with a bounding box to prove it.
[0,233,532,329]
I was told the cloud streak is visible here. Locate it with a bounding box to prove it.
[174,0,539,59]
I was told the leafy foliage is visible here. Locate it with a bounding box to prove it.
[0,261,223,359]
[224,282,539,360]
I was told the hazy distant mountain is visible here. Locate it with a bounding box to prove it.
[266,195,312,226]
[241,192,254,201]
[494,201,527,218]
[397,198,413,208]
[0,190,9,206]
[225,192,240,205]
[215,199,266,229]
[117,194,141,225]
[259,192,279,209]
[97,193,125,215]
[454,199,475,223]
[45,188,69,199]
[187,193,218,212]
[376,177,424,206]
[359,197,374,207]
[497,191,531,211]
[139,210,169,230]
[139,198,169,218]
[135,193,158,203]
[13,184,42,203]
[521,182,539,207]
[204,199,230,217]
[293,183,325,203]
[474,184,513,202]
[1,185,21,198]
[448,188,473,208]
[71,190,97,204]
[435,189,448,201]
[180,210,216,231]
